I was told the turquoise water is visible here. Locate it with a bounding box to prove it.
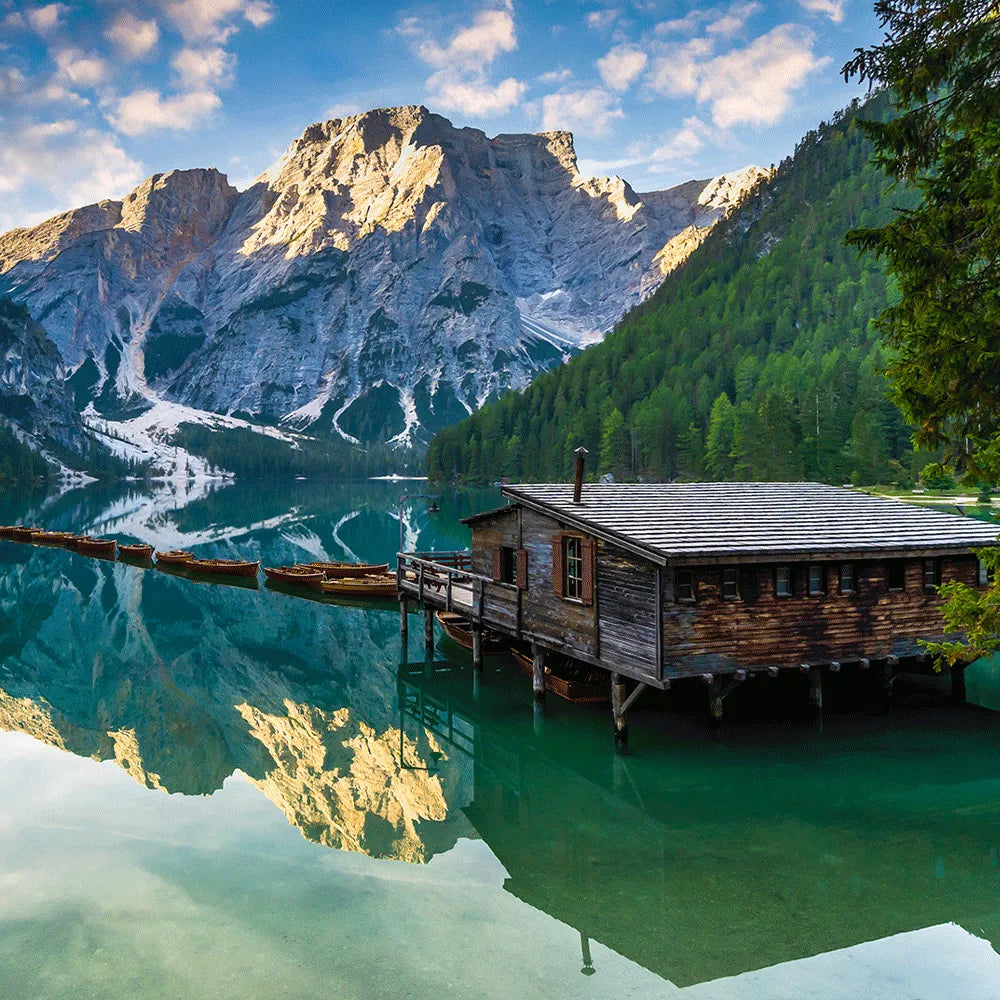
[1,479,999,998]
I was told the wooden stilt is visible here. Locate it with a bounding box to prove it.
[533,701,544,737]
[951,666,967,706]
[808,666,823,712]
[612,672,628,751]
[472,626,483,673]
[424,607,434,653]
[579,933,595,976]
[532,643,546,702]
[399,597,408,639]
[708,677,724,725]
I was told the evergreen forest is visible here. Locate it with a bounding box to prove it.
[428,93,931,486]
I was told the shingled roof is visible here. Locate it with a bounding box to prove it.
[495,482,1000,564]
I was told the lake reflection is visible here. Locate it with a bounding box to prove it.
[1,480,999,999]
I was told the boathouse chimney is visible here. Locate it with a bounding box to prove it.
[573,447,588,503]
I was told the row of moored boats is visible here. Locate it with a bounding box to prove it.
[0,525,398,598]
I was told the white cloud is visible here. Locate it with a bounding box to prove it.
[797,0,846,22]
[0,120,144,219]
[416,8,518,70]
[106,12,160,60]
[538,68,572,85]
[53,48,108,88]
[160,0,274,42]
[648,117,716,168]
[427,74,526,116]
[539,87,623,138]
[26,3,68,36]
[648,38,713,96]
[586,9,619,31]
[107,88,222,135]
[597,44,648,91]
[324,102,362,120]
[171,46,234,88]
[706,2,760,36]
[404,5,526,119]
[648,24,829,128]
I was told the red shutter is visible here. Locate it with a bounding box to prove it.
[516,548,528,590]
[551,535,563,596]
[581,538,595,606]
[491,546,502,582]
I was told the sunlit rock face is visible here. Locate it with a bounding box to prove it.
[0,106,765,446]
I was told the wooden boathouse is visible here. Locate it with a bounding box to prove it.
[398,458,999,745]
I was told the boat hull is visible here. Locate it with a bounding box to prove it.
[303,561,390,578]
[75,538,118,558]
[512,648,610,704]
[263,567,325,588]
[155,551,194,567]
[186,559,260,578]
[320,574,398,599]
[435,612,509,655]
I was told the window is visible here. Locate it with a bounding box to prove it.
[676,569,695,602]
[886,560,906,592]
[979,558,992,587]
[808,564,825,596]
[564,536,584,600]
[500,546,517,585]
[924,558,941,589]
[775,565,792,597]
[839,563,855,594]
[721,567,739,600]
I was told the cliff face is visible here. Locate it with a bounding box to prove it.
[0,297,88,458]
[0,106,766,447]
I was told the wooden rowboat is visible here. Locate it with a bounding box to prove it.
[118,543,154,560]
[9,526,40,542]
[75,536,118,558]
[186,557,260,578]
[302,561,391,578]
[34,530,76,546]
[511,648,610,704]
[263,565,326,588]
[155,550,194,566]
[435,611,509,655]
[320,573,398,599]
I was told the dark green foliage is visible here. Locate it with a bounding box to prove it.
[428,94,917,486]
[170,424,421,480]
[429,281,492,315]
[0,422,48,483]
[843,1,1000,481]
[144,332,206,381]
[337,383,406,442]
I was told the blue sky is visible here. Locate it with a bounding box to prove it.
[0,0,880,231]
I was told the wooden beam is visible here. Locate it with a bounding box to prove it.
[767,665,779,678]
[472,627,483,673]
[858,657,870,670]
[424,607,434,652]
[829,661,841,672]
[399,597,408,640]
[808,666,823,712]
[532,643,546,702]
[612,672,628,751]
[655,566,664,682]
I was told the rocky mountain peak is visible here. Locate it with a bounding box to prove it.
[0,106,768,462]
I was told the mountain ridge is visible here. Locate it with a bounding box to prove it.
[0,105,765,469]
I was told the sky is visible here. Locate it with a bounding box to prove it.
[0,0,881,232]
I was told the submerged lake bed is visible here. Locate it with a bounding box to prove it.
[1,479,999,998]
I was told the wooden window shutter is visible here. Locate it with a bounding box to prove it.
[551,534,564,596]
[491,546,502,582]
[581,538,595,606]
[516,548,528,590]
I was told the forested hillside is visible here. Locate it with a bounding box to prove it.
[428,93,924,486]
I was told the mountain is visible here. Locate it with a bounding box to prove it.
[0,106,764,464]
[0,297,90,478]
[427,94,923,487]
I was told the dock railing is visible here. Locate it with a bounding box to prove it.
[397,550,520,629]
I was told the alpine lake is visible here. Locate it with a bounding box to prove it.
[1,478,1000,1000]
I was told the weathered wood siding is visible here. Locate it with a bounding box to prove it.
[660,557,979,677]
[470,509,520,577]
[516,508,600,660]
[596,542,659,680]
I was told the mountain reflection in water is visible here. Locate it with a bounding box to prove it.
[1,480,999,998]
